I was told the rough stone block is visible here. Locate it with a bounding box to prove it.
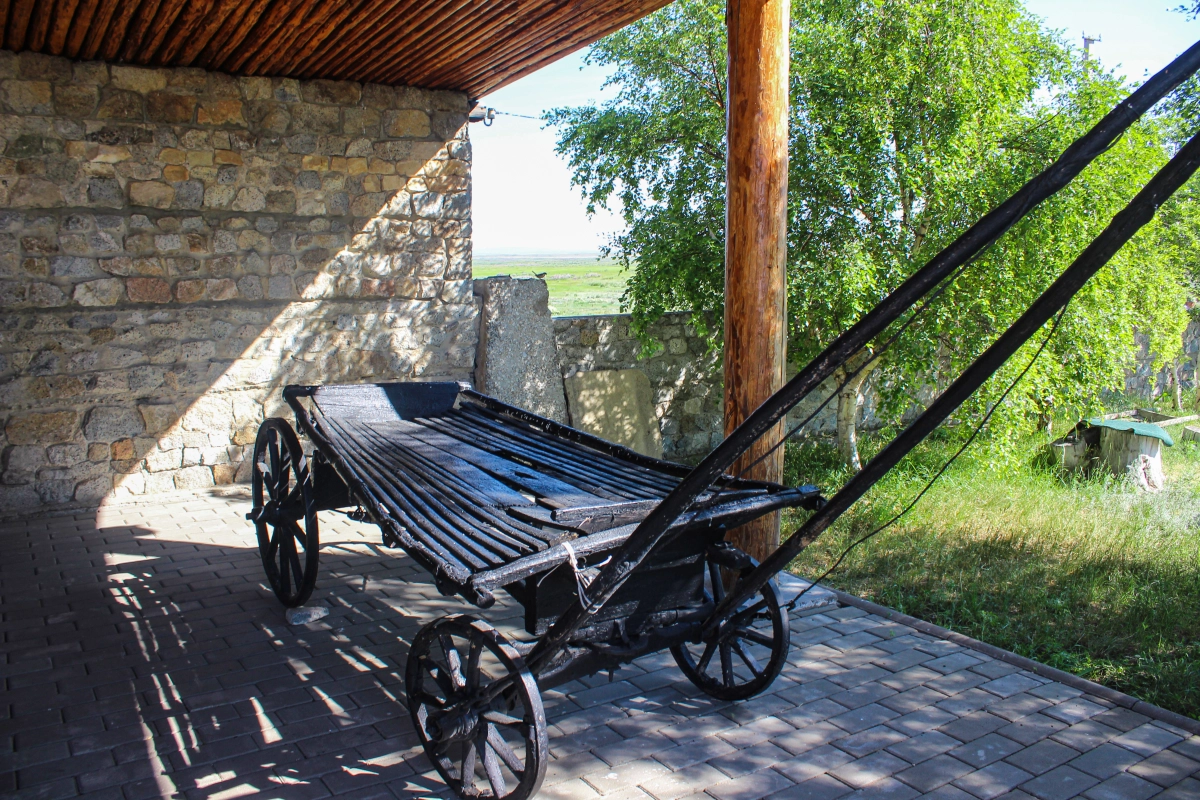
[563,368,664,460]
[473,276,567,423]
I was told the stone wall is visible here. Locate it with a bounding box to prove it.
[1127,319,1200,397]
[0,51,476,509]
[552,312,876,463]
[555,311,1200,466]
[554,313,722,462]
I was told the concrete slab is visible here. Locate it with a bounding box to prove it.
[564,368,664,459]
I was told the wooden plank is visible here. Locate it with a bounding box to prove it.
[63,0,101,57]
[273,0,375,74]
[244,0,339,73]
[423,415,643,502]
[47,0,81,53]
[6,0,34,49]
[390,421,608,510]
[324,418,497,570]
[24,0,51,49]
[174,0,242,64]
[136,0,190,61]
[355,422,534,510]
[1136,408,1200,425]
[198,0,272,68]
[152,0,215,63]
[96,0,147,60]
[450,408,677,494]
[722,0,790,563]
[284,0,405,75]
[118,0,167,62]
[219,0,311,72]
[77,0,121,59]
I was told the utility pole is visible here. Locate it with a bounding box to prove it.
[1082,31,1101,64]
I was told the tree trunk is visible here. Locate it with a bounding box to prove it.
[835,365,872,472]
[722,0,790,565]
[1173,358,1184,411]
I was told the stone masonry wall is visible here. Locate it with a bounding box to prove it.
[554,313,723,462]
[556,312,1200,465]
[1127,319,1199,397]
[0,51,476,509]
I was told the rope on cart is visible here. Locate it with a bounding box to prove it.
[783,302,1071,612]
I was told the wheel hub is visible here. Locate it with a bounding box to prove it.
[428,704,481,744]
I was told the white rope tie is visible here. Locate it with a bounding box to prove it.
[560,541,610,609]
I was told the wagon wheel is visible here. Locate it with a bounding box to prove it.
[671,560,790,701]
[250,418,319,608]
[407,616,547,800]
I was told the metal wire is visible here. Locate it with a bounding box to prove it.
[783,301,1071,610]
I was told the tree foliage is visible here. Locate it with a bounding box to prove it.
[549,0,1192,463]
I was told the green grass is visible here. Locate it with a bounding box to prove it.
[783,430,1200,719]
[473,256,627,316]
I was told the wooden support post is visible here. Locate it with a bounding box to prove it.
[723,0,790,563]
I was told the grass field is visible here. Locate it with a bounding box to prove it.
[473,256,627,316]
[781,416,1200,719]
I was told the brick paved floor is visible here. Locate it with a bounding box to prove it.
[3,488,1199,800]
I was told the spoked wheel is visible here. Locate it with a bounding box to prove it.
[671,559,790,701]
[250,418,319,608]
[406,616,548,800]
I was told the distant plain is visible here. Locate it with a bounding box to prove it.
[472,256,626,316]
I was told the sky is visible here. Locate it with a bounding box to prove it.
[469,0,1200,257]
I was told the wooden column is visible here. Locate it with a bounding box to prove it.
[724,0,789,563]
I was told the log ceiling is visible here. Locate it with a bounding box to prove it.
[0,0,671,98]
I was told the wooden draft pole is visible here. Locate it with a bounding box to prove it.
[723,0,790,562]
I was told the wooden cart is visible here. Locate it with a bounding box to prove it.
[249,381,823,800]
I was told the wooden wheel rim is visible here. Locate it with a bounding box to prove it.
[406,616,547,800]
[671,564,789,701]
[251,418,319,608]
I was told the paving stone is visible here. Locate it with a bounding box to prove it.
[1041,699,1107,726]
[952,761,1035,800]
[882,687,951,714]
[940,712,1009,743]
[1018,764,1098,800]
[767,773,852,800]
[827,750,909,789]
[707,742,793,779]
[773,720,848,755]
[1080,771,1162,800]
[979,675,1043,699]
[887,731,962,765]
[1066,742,1145,780]
[1112,723,1186,757]
[950,733,1025,768]
[1153,777,1200,799]
[1046,720,1122,753]
[706,767,794,800]
[997,714,1071,746]
[925,653,985,674]
[774,744,856,783]
[829,703,900,734]
[834,725,910,758]
[1004,740,1081,776]
[841,776,920,799]
[895,754,975,792]
[888,707,959,736]
[653,736,738,771]
[639,761,727,800]
[1170,735,1200,762]
[1125,748,1200,786]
